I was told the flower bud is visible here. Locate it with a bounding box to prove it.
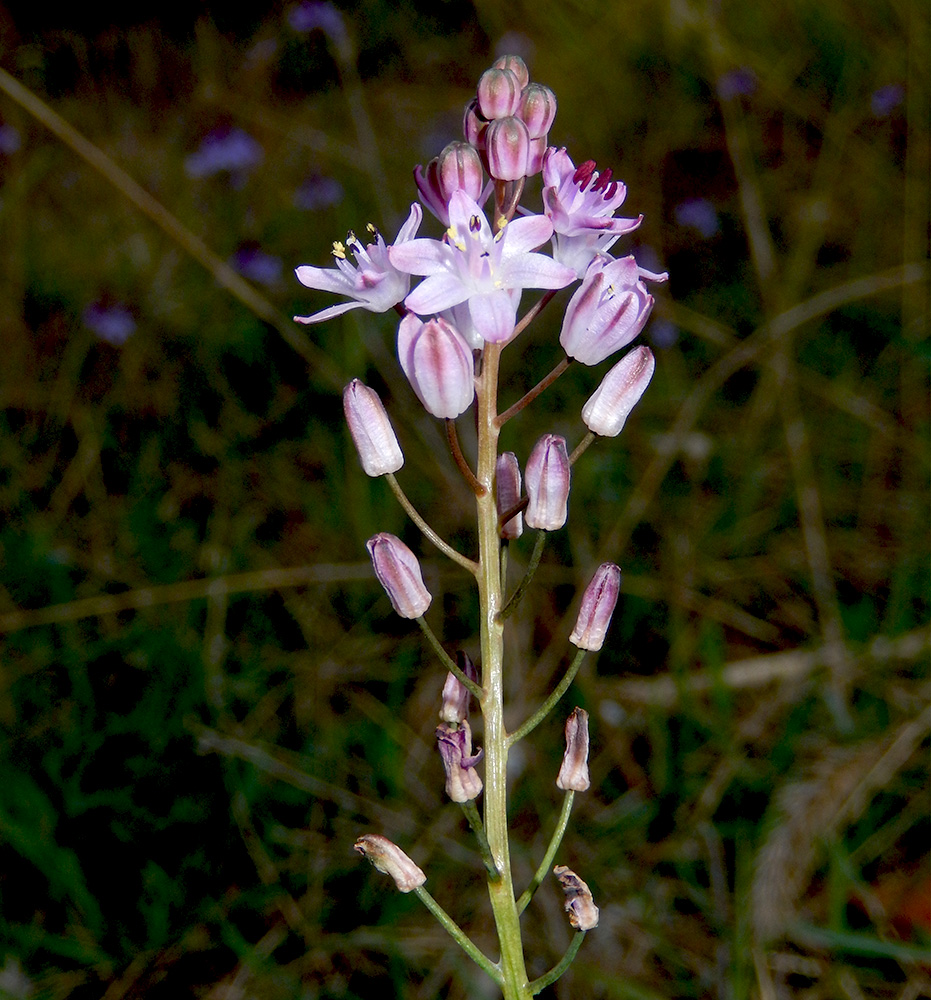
[366,533,431,619]
[518,82,557,138]
[397,313,475,419]
[437,141,485,204]
[354,834,426,892]
[439,651,478,724]
[477,67,522,119]
[462,98,487,149]
[524,433,570,531]
[485,116,531,182]
[436,719,484,802]
[553,865,600,931]
[496,452,523,539]
[525,135,548,176]
[570,563,621,651]
[556,707,591,791]
[342,379,404,477]
[581,346,655,437]
[560,255,655,366]
[492,54,529,90]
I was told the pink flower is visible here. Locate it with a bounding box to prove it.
[389,191,575,345]
[294,204,422,324]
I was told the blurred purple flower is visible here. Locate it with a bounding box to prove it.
[0,123,21,155]
[288,1,345,34]
[185,128,263,179]
[232,246,283,286]
[717,67,758,100]
[649,319,679,349]
[84,302,136,346]
[294,174,343,210]
[675,198,719,238]
[871,83,904,118]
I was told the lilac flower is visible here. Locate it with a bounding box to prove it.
[232,246,283,286]
[84,302,136,346]
[436,720,484,802]
[389,190,575,344]
[294,203,423,325]
[542,147,643,276]
[0,123,21,155]
[397,313,475,419]
[560,254,667,366]
[717,67,758,100]
[185,128,263,179]
[675,198,719,238]
[871,83,905,118]
[294,174,343,210]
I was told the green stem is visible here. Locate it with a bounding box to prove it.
[516,792,575,915]
[413,885,503,985]
[498,531,547,622]
[528,932,586,994]
[508,649,587,747]
[475,342,532,1000]
[460,800,501,881]
[496,357,572,428]
[569,431,596,466]
[415,617,485,702]
[385,473,478,575]
[446,419,486,496]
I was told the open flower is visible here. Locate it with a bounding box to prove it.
[389,190,575,344]
[294,203,423,324]
[542,147,643,276]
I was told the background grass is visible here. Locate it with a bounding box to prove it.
[0,1,928,998]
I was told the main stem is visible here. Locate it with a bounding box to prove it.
[476,343,531,1000]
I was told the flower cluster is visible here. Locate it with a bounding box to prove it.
[294,52,668,1000]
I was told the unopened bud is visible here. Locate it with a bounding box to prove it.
[440,651,478,724]
[570,563,621,651]
[366,533,432,619]
[526,135,548,176]
[492,54,529,90]
[518,82,557,138]
[477,67,522,119]
[437,141,485,203]
[582,346,655,437]
[524,433,570,531]
[463,98,487,149]
[354,834,426,892]
[485,116,531,182]
[397,313,475,419]
[556,707,591,791]
[553,865,600,930]
[436,719,484,802]
[496,452,523,539]
[342,379,404,477]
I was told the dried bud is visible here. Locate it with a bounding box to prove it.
[439,651,478,724]
[553,865,600,930]
[582,346,655,437]
[397,313,475,419]
[492,54,529,90]
[518,82,557,138]
[570,563,621,651]
[485,116,531,182]
[354,834,426,892]
[366,533,432,619]
[477,67,523,119]
[343,379,404,477]
[436,719,484,802]
[524,433,570,531]
[556,707,591,791]
[496,452,523,539]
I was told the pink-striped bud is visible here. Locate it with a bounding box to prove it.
[582,346,655,437]
[526,135,549,176]
[556,707,591,791]
[342,379,404,477]
[477,67,522,119]
[560,255,655,366]
[570,563,621,651]
[518,82,557,138]
[439,651,478,724]
[366,533,431,619]
[436,719,483,802]
[354,834,426,892]
[524,433,570,531]
[462,98,487,149]
[397,313,475,419]
[485,116,531,181]
[553,865,600,930]
[437,141,485,203]
[496,451,523,539]
[491,54,529,90]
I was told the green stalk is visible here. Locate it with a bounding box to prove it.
[475,342,532,1000]
[516,791,575,915]
[508,649,587,747]
[413,886,503,986]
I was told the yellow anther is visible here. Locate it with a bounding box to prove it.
[332,240,347,259]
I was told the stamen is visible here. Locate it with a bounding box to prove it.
[332,240,347,259]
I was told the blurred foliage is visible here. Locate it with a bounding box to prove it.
[0,0,928,998]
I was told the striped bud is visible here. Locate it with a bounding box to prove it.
[582,346,655,437]
[570,563,621,651]
[496,452,523,539]
[343,379,404,477]
[524,433,570,531]
[366,533,431,619]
